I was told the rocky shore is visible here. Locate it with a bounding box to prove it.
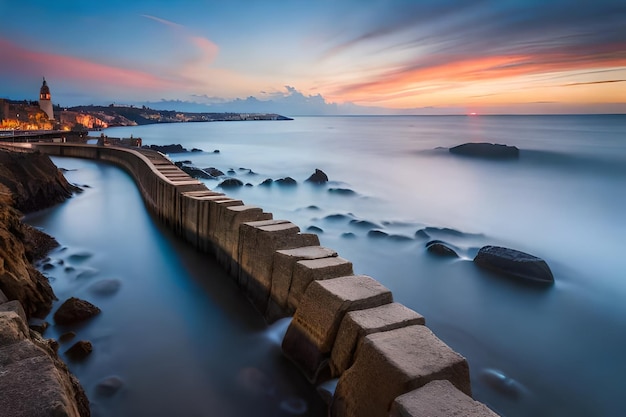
[0,146,89,416]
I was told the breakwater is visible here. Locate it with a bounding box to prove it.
[29,143,499,417]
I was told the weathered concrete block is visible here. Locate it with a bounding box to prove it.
[266,246,338,322]
[212,204,272,274]
[287,257,354,312]
[0,308,29,345]
[330,302,425,377]
[238,220,319,312]
[390,380,500,417]
[282,275,392,383]
[331,325,471,417]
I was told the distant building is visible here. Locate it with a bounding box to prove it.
[38,77,54,121]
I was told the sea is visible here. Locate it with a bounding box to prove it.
[25,115,626,417]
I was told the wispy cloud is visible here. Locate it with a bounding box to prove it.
[0,38,177,91]
[563,79,626,87]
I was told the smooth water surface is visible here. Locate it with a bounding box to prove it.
[26,157,325,417]
[100,115,626,417]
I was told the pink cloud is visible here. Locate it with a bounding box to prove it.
[0,38,178,92]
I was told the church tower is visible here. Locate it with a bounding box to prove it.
[38,77,54,121]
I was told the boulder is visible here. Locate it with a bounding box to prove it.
[64,340,92,360]
[218,178,244,188]
[205,167,225,177]
[449,143,519,159]
[474,245,554,283]
[276,177,297,186]
[53,297,101,325]
[425,240,459,258]
[306,169,329,184]
[259,178,273,186]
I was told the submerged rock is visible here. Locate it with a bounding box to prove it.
[425,240,459,258]
[305,169,329,184]
[205,167,225,177]
[54,297,101,325]
[96,375,125,397]
[276,177,297,186]
[65,340,93,360]
[449,143,519,159]
[218,178,244,188]
[259,178,273,186]
[474,245,554,283]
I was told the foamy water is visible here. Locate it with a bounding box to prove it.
[28,115,626,417]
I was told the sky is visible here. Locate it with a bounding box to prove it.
[1,0,625,115]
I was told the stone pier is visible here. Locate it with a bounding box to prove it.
[22,142,499,417]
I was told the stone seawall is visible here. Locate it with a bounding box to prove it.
[31,143,499,417]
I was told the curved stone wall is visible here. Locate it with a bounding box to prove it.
[32,143,499,417]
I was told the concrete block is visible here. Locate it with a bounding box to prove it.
[211,203,271,274]
[287,257,354,312]
[331,325,471,417]
[238,220,319,312]
[282,275,392,383]
[330,302,425,377]
[266,246,338,322]
[390,380,500,417]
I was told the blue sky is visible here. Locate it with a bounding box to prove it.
[1,0,625,114]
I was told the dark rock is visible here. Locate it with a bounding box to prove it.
[96,375,124,397]
[53,297,101,325]
[0,149,79,213]
[29,318,49,334]
[68,251,92,263]
[179,165,213,179]
[305,169,329,184]
[474,245,554,283]
[65,340,93,360]
[349,220,381,229]
[328,188,356,196]
[218,178,244,188]
[144,144,187,153]
[227,169,236,175]
[42,262,55,270]
[191,148,203,152]
[213,149,220,153]
[59,331,76,343]
[276,177,297,186]
[341,232,356,239]
[324,214,352,222]
[449,143,519,159]
[367,230,388,238]
[205,167,225,177]
[415,229,430,239]
[245,183,253,187]
[425,240,459,258]
[307,226,324,233]
[259,178,273,186]
[388,234,413,242]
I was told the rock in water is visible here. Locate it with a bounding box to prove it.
[218,178,244,188]
[65,340,93,360]
[305,169,329,184]
[449,143,519,159]
[474,245,554,283]
[53,297,101,325]
[425,240,459,258]
[276,177,297,186]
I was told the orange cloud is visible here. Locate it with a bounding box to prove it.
[326,43,626,105]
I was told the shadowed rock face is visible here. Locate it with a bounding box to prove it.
[474,245,554,283]
[449,143,519,159]
[0,148,79,213]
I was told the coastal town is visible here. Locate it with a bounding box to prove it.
[0,78,292,135]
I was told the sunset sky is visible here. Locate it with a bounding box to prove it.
[1,0,625,114]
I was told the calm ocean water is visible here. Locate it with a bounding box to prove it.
[28,115,626,416]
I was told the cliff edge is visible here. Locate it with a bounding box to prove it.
[0,147,90,417]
